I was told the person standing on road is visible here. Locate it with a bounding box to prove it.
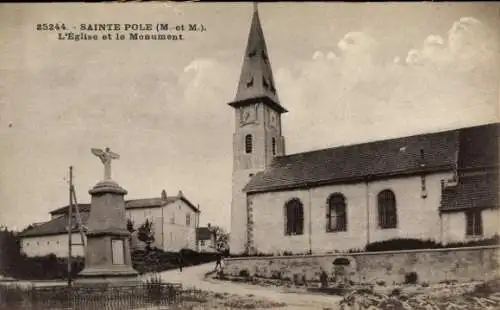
[214,252,222,271]
[178,252,184,272]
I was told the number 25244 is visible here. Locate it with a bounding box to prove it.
[36,24,67,31]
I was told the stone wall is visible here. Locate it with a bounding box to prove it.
[224,246,500,285]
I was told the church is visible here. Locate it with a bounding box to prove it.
[228,6,499,255]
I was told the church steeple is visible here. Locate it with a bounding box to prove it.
[229,3,287,113]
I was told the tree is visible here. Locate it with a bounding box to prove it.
[210,226,229,254]
[0,226,21,276]
[126,219,135,233]
[137,219,155,249]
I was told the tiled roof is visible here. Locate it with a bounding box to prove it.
[126,197,173,209]
[18,213,90,237]
[440,171,499,212]
[50,196,200,215]
[244,126,486,193]
[244,123,499,193]
[457,123,500,169]
[196,227,214,241]
[50,204,91,215]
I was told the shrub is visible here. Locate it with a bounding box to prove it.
[390,288,401,296]
[365,235,500,252]
[5,254,84,280]
[365,239,440,252]
[404,272,418,284]
[270,271,282,280]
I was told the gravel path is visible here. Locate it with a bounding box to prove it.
[143,263,342,310]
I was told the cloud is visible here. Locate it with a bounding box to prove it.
[405,17,499,72]
[275,16,499,153]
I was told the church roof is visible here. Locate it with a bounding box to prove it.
[244,123,499,194]
[18,212,90,237]
[49,195,200,215]
[440,171,499,212]
[228,4,287,113]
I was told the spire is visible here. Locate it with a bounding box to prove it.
[229,3,287,113]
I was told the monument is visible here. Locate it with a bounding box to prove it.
[75,147,138,285]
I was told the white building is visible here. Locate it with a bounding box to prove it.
[196,224,217,253]
[18,190,201,257]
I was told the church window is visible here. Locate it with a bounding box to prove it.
[186,214,191,226]
[272,138,277,156]
[284,198,304,235]
[327,193,347,232]
[377,190,397,229]
[245,134,253,154]
[466,210,482,236]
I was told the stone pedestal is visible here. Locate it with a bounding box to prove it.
[75,180,139,286]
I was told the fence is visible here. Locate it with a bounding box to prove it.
[0,283,191,310]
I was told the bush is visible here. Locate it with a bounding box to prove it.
[365,235,499,252]
[5,254,84,280]
[390,288,401,296]
[131,248,218,274]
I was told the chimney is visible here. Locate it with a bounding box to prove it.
[178,190,183,197]
[161,190,167,201]
[207,223,211,229]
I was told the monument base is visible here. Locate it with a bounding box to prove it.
[76,265,139,287]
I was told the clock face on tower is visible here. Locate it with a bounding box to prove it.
[240,106,256,125]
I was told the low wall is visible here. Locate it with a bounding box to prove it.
[224,246,500,285]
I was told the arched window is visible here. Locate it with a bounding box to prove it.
[327,193,347,232]
[377,190,397,229]
[272,137,277,156]
[245,134,253,153]
[284,198,304,235]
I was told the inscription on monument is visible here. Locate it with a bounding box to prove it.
[112,239,125,265]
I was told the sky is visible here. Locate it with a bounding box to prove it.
[0,2,499,232]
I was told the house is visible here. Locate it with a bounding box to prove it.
[196,224,217,253]
[228,6,500,255]
[18,190,201,257]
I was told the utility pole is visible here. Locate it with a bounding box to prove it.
[67,166,73,286]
